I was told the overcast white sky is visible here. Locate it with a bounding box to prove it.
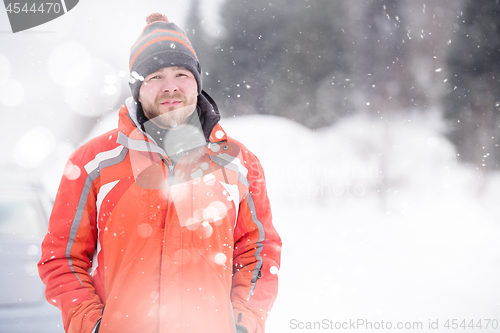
[0,0,225,168]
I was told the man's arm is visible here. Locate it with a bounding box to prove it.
[231,153,281,333]
[38,153,104,333]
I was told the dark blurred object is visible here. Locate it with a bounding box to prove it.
[445,0,500,171]
[0,169,64,333]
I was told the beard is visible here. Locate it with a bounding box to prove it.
[141,92,197,129]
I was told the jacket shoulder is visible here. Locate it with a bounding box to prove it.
[69,129,122,166]
[224,135,262,164]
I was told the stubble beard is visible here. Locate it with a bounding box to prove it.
[142,93,197,129]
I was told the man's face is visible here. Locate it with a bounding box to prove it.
[139,66,198,129]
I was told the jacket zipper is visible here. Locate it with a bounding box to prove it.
[167,165,174,186]
[154,153,173,226]
[157,153,175,186]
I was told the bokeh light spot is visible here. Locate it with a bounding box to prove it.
[14,127,55,169]
[48,42,91,87]
[63,58,122,117]
[214,252,227,265]
[63,161,81,180]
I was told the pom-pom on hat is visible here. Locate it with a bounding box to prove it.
[129,13,202,101]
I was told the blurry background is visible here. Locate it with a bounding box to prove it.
[1,0,500,332]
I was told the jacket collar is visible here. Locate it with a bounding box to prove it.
[117,91,226,156]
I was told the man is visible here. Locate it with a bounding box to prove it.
[38,13,281,333]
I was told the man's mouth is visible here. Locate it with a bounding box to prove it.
[160,99,182,106]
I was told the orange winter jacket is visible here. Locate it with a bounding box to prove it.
[38,95,281,333]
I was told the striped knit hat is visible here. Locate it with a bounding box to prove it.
[129,13,201,101]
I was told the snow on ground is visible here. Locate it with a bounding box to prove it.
[220,113,500,332]
[49,110,500,332]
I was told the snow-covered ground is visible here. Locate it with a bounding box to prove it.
[218,113,500,332]
[42,110,500,332]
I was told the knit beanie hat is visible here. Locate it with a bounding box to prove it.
[129,13,202,101]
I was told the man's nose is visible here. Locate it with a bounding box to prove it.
[162,78,178,92]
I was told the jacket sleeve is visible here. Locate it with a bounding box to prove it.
[38,149,104,333]
[231,152,281,333]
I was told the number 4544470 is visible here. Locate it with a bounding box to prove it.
[444,319,498,330]
[6,2,62,14]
